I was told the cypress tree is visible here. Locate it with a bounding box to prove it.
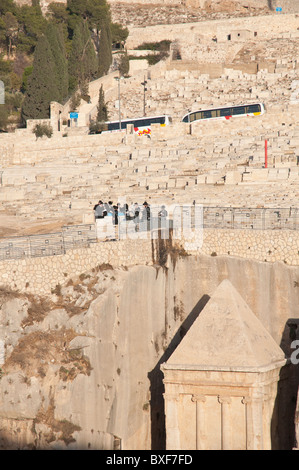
[21,34,57,122]
[98,19,112,78]
[81,20,98,82]
[45,23,68,102]
[119,48,129,77]
[96,84,108,122]
[68,19,84,93]
[56,23,69,100]
[68,19,97,93]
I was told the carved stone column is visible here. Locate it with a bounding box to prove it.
[191,394,206,450]
[164,393,180,450]
[244,390,264,450]
[218,396,232,450]
[242,397,252,450]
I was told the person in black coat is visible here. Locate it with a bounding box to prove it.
[94,201,107,219]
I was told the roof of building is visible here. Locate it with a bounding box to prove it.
[164,279,286,372]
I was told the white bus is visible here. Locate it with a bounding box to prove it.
[182,103,265,123]
[92,114,172,135]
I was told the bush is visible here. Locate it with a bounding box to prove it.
[145,51,169,65]
[136,40,171,52]
[89,120,106,134]
[33,123,53,139]
[70,92,81,112]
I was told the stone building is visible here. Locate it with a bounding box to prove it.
[161,279,286,450]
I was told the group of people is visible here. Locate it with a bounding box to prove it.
[93,199,168,229]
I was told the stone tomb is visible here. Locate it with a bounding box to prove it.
[161,279,286,450]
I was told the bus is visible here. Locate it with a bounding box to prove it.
[91,115,172,135]
[181,103,265,123]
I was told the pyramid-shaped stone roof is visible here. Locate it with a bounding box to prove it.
[165,279,286,372]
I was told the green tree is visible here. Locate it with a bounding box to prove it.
[3,11,18,57]
[45,23,69,102]
[68,19,84,92]
[68,19,97,93]
[21,34,57,122]
[67,0,110,26]
[47,3,71,54]
[110,22,129,47]
[0,0,16,16]
[97,19,112,77]
[67,0,87,17]
[47,2,70,24]
[0,105,9,132]
[81,20,98,81]
[15,3,46,54]
[21,65,33,93]
[86,0,111,30]
[96,84,108,122]
[119,49,129,77]
[69,91,81,111]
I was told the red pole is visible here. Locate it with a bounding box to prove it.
[265,139,268,168]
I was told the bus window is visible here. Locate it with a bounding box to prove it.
[202,110,212,119]
[108,122,119,131]
[211,110,220,118]
[248,104,261,113]
[151,117,161,124]
[220,107,232,117]
[190,113,196,122]
[232,106,246,115]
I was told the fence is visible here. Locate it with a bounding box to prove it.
[0,207,298,261]
[0,224,97,261]
[201,207,299,231]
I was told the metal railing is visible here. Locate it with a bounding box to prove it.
[0,207,298,261]
[0,224,97,261]
[201,207,299,231]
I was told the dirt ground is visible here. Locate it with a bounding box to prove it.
[0,214,71,238]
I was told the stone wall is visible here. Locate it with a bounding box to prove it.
[0,238,153,296]
[126,14,299,49]
[0,225,299,296]
[194,228,299,265]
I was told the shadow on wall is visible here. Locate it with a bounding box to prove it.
[271,319,299,450]
[148,294,210,450]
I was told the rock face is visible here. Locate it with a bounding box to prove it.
[0,253,298,450]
